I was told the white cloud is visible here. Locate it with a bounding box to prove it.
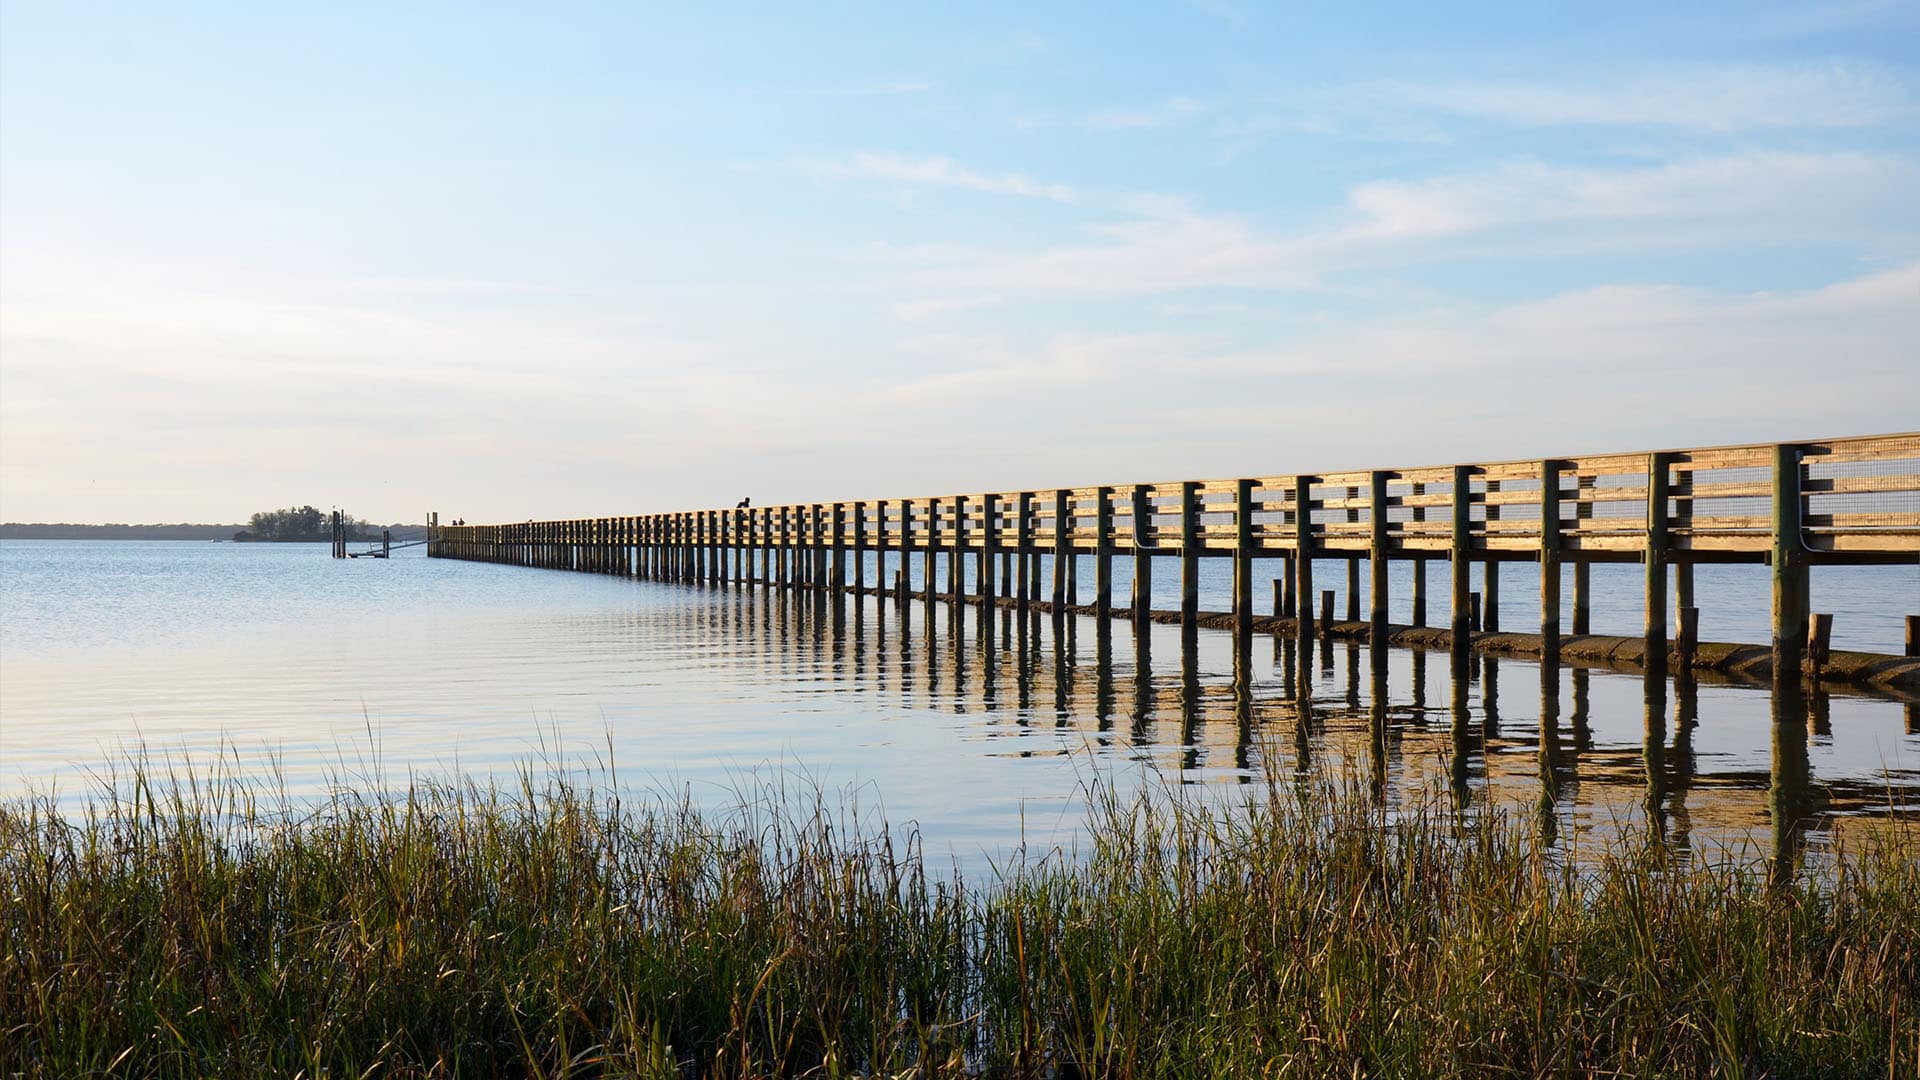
[1342,151,1918,243]
[803,152,1078,202]
[862,150,1917,299]
[1084,95,1205,131]
[1366,61,1914,131]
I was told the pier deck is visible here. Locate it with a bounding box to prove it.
[428,434,1920,694]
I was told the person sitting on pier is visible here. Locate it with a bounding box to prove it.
[736,497,751,508]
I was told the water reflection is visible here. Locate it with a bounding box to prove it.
[669,584,1914,860]
[8,552,1916,868]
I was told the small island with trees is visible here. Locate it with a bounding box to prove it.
[231,505,371,543]
[2,509,423,542]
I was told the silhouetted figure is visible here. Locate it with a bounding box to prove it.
[736,497,751,508]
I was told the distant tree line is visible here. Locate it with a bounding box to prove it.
[4,514,425,543]
[1,523,241,541]
[234,506,365,542]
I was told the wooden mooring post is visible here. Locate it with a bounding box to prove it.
[425,432,1920,690]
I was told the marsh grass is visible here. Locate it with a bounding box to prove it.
[2,751,1915,1078]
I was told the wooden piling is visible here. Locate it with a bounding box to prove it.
[1645,452,1672,652]
[1369,470,1389,643]
[924,498,940,599]
[982,493,999,604]
[1572,560,1590,636]
[1015,493,1033,607]
[1319,590,1335,635]
[1294,476,1316,642]
[832,502,847,593]
[1772,444,1810,679]
[1095,486,1114,619]
[1131,486,1152,621]
[1411,559,1426,628]
[1808,613,1833,676]
[1540,459,1563,652]
[1052,490,1070,606]
[873,500,887,595]
[1451,466,1473,651]
[1180,482,1200,629]
[951,495,968,601]
[1233,479,1254,637]
[1483,560,1500,633]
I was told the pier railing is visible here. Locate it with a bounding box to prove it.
[428,433,1919,678]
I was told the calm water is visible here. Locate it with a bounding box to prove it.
[3,540,1916,868]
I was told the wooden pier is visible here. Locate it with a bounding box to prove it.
[428,434,1920,694]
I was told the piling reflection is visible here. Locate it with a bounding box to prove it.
[644,584,1913,861]
[1770,679,1813,889]
[1449,654,1473,809]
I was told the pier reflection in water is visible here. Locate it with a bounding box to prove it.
[707,581,1911,863]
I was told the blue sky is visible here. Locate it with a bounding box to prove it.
[2,2,1916,523]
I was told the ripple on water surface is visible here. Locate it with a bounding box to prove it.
[3,540,1916,870]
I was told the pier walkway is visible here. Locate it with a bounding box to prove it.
[428,434,1920,695]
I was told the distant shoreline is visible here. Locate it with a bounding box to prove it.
[2,524,424,541]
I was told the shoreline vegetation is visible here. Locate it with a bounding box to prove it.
[1,522,426,542]
[2,758,1914,1078]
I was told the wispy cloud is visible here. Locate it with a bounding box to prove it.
[809,78,937,97]
[862,150,1917,300]
[1084,95,1205,131]
[1341,151,1918,244]
[1364,60,1914,131]
[799,152,1078,202]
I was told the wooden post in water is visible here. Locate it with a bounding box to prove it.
[1451,466,1473,651]
[1772,444,1810,680]
[1483,477,1501,632]
[1572,560,1590,635]
[1094,486,1114,619]
[1540,459,1563,654]
[776,507,789,588]
[949,495,967,601]
[981,493,999,605]
[1345,559,1360,623]
[1233,478,1254,637]
[830,502,846,591]
[1906,615,1918,657]
[924,497,940,600]
[1319,590,1335,635]
[852,501,866,592]
[1179,482,1200,630]
[814,504,829,590]
[1016,492,1033,608]
[1673,465,1695,645]
[897,500,914,602]
[1410,480,1427,626]
[1369,470,1390,645]
[1483,559,1501,633]
[1411,560,1427,628]
[873,500,888,596]
[1807,613,1833,677]
[1294,476,1317,644]
[1644,452,1671,657]
[1131,486,1152,623]
[1052,490,1070,607]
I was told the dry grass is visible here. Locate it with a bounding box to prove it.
[2,752,1915,1077]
